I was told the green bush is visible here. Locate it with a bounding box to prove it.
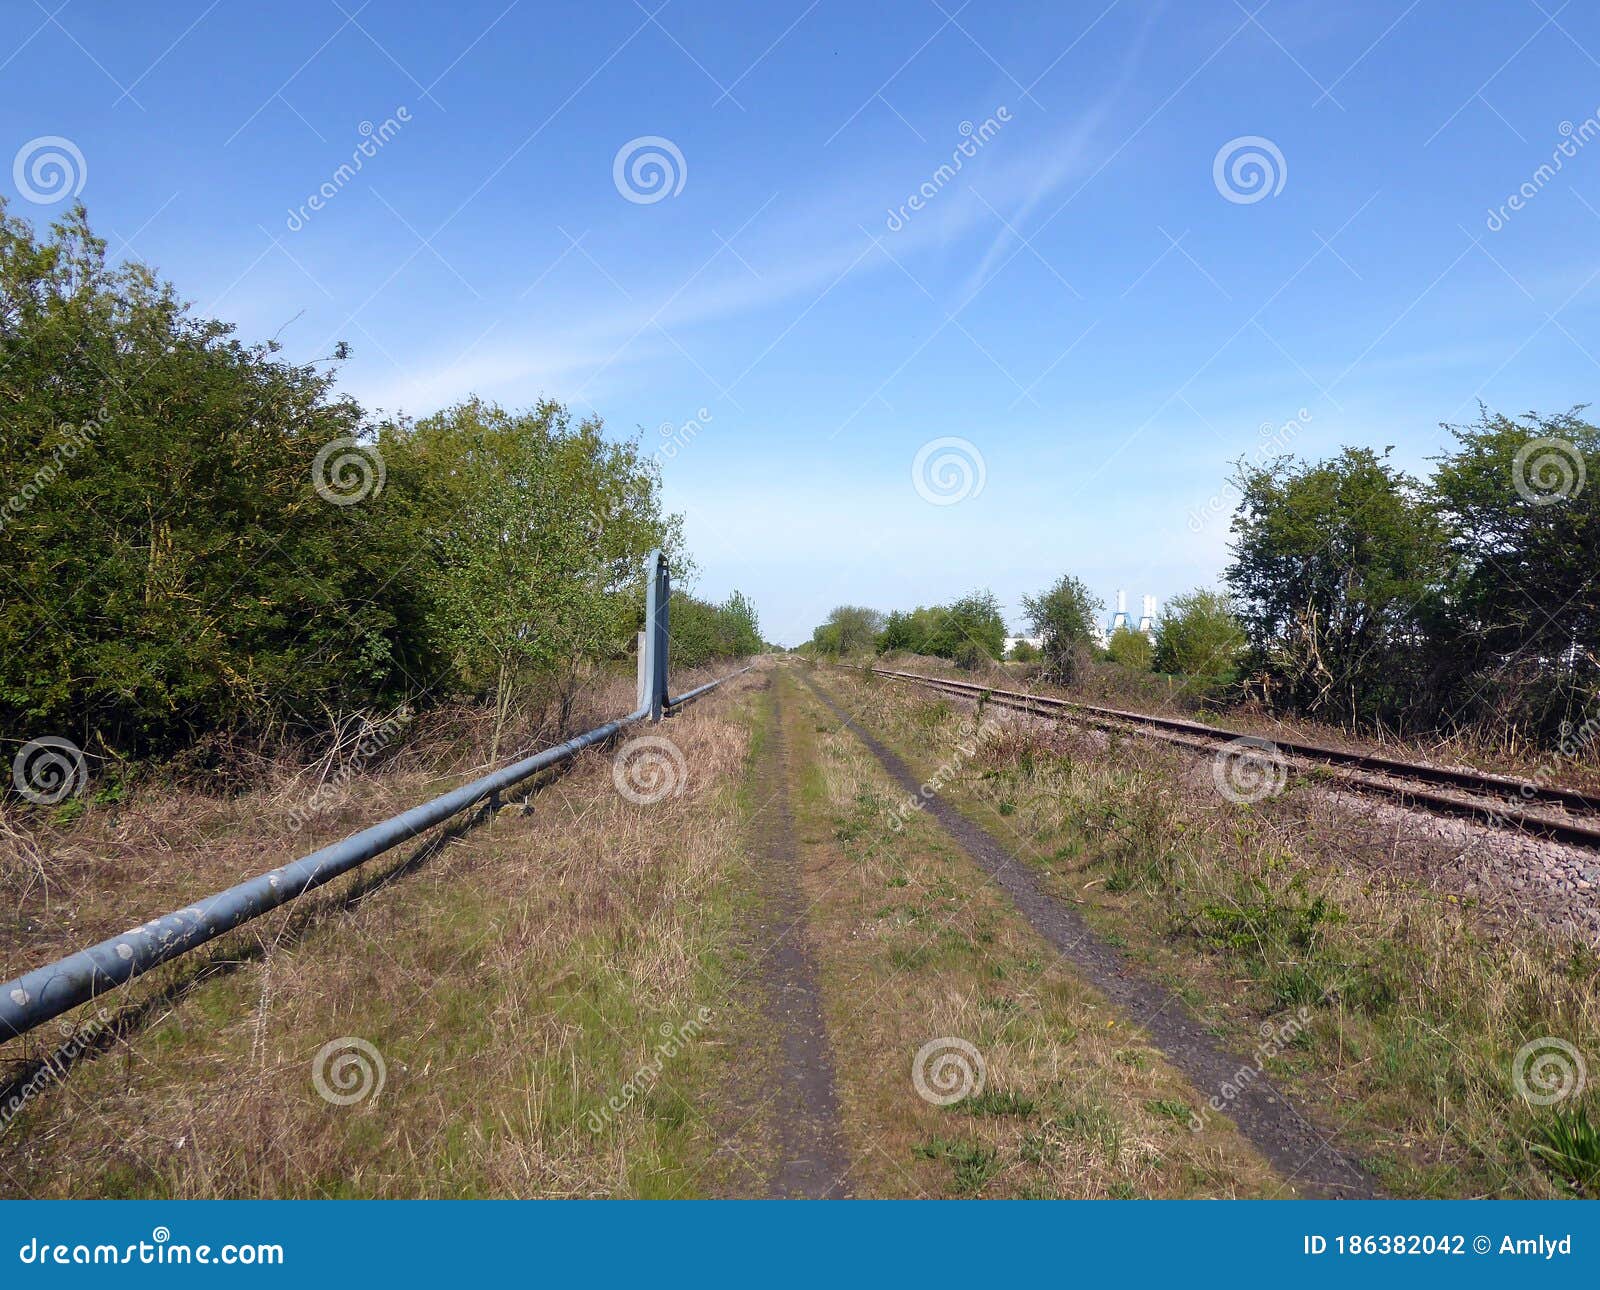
[1153,589,1246,694]
[0,203,692,767]
[1106,626,1153,670]
[1225,418,1600,745]
[0,204,435,757]
[953,640,990,672]
[822,592,1005,664]
[1021,573,1102,684]
[669,590,762,667]
[810,605,883,655]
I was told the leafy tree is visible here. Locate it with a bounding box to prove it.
[1021,574,1103,684]
[810,605,883,655]
[1154,589,1247,693]
[1106,626,1154,670]
[1429,408,1599,738]
[1226,448,1447,727]
[1008,639,1040,662]
[0,202,440,758]
[0,202,702,767]
[670,589,762,667]
[381,397,677,756]
[921,591,1007,661]
[877,606,943,654]
[952,640,991,671]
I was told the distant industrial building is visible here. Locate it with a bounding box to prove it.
[1095,591,1158,649]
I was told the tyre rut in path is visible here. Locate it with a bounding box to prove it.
[744,676,852,1198]
[801,669,1378,1200]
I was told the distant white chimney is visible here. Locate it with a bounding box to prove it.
[1137,594,1157,641]
[1109,589,1131,633]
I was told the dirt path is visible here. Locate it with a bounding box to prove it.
[801,669,1378,1199]
[740,676,852,1198]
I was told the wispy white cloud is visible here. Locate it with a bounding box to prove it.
[356,96,1143,416]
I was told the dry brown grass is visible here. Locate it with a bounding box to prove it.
[776,667,1280,1198]
[0,665,767,1198]
[818,664,1600,1198]
[0,663,742,982]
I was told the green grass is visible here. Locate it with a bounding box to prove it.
[913,1136,1000,1194]
[960,1089,1036,1118]
[1145,1098,1194,1126]
[830,669,1600,1198]
[1528,1105,1600,1197]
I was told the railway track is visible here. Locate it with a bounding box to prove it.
[860,666,1600,851]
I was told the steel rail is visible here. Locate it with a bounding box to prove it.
[861,666,1600,849]
[0,553,752,1042]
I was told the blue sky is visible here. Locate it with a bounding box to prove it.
[5,0,1599,645]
